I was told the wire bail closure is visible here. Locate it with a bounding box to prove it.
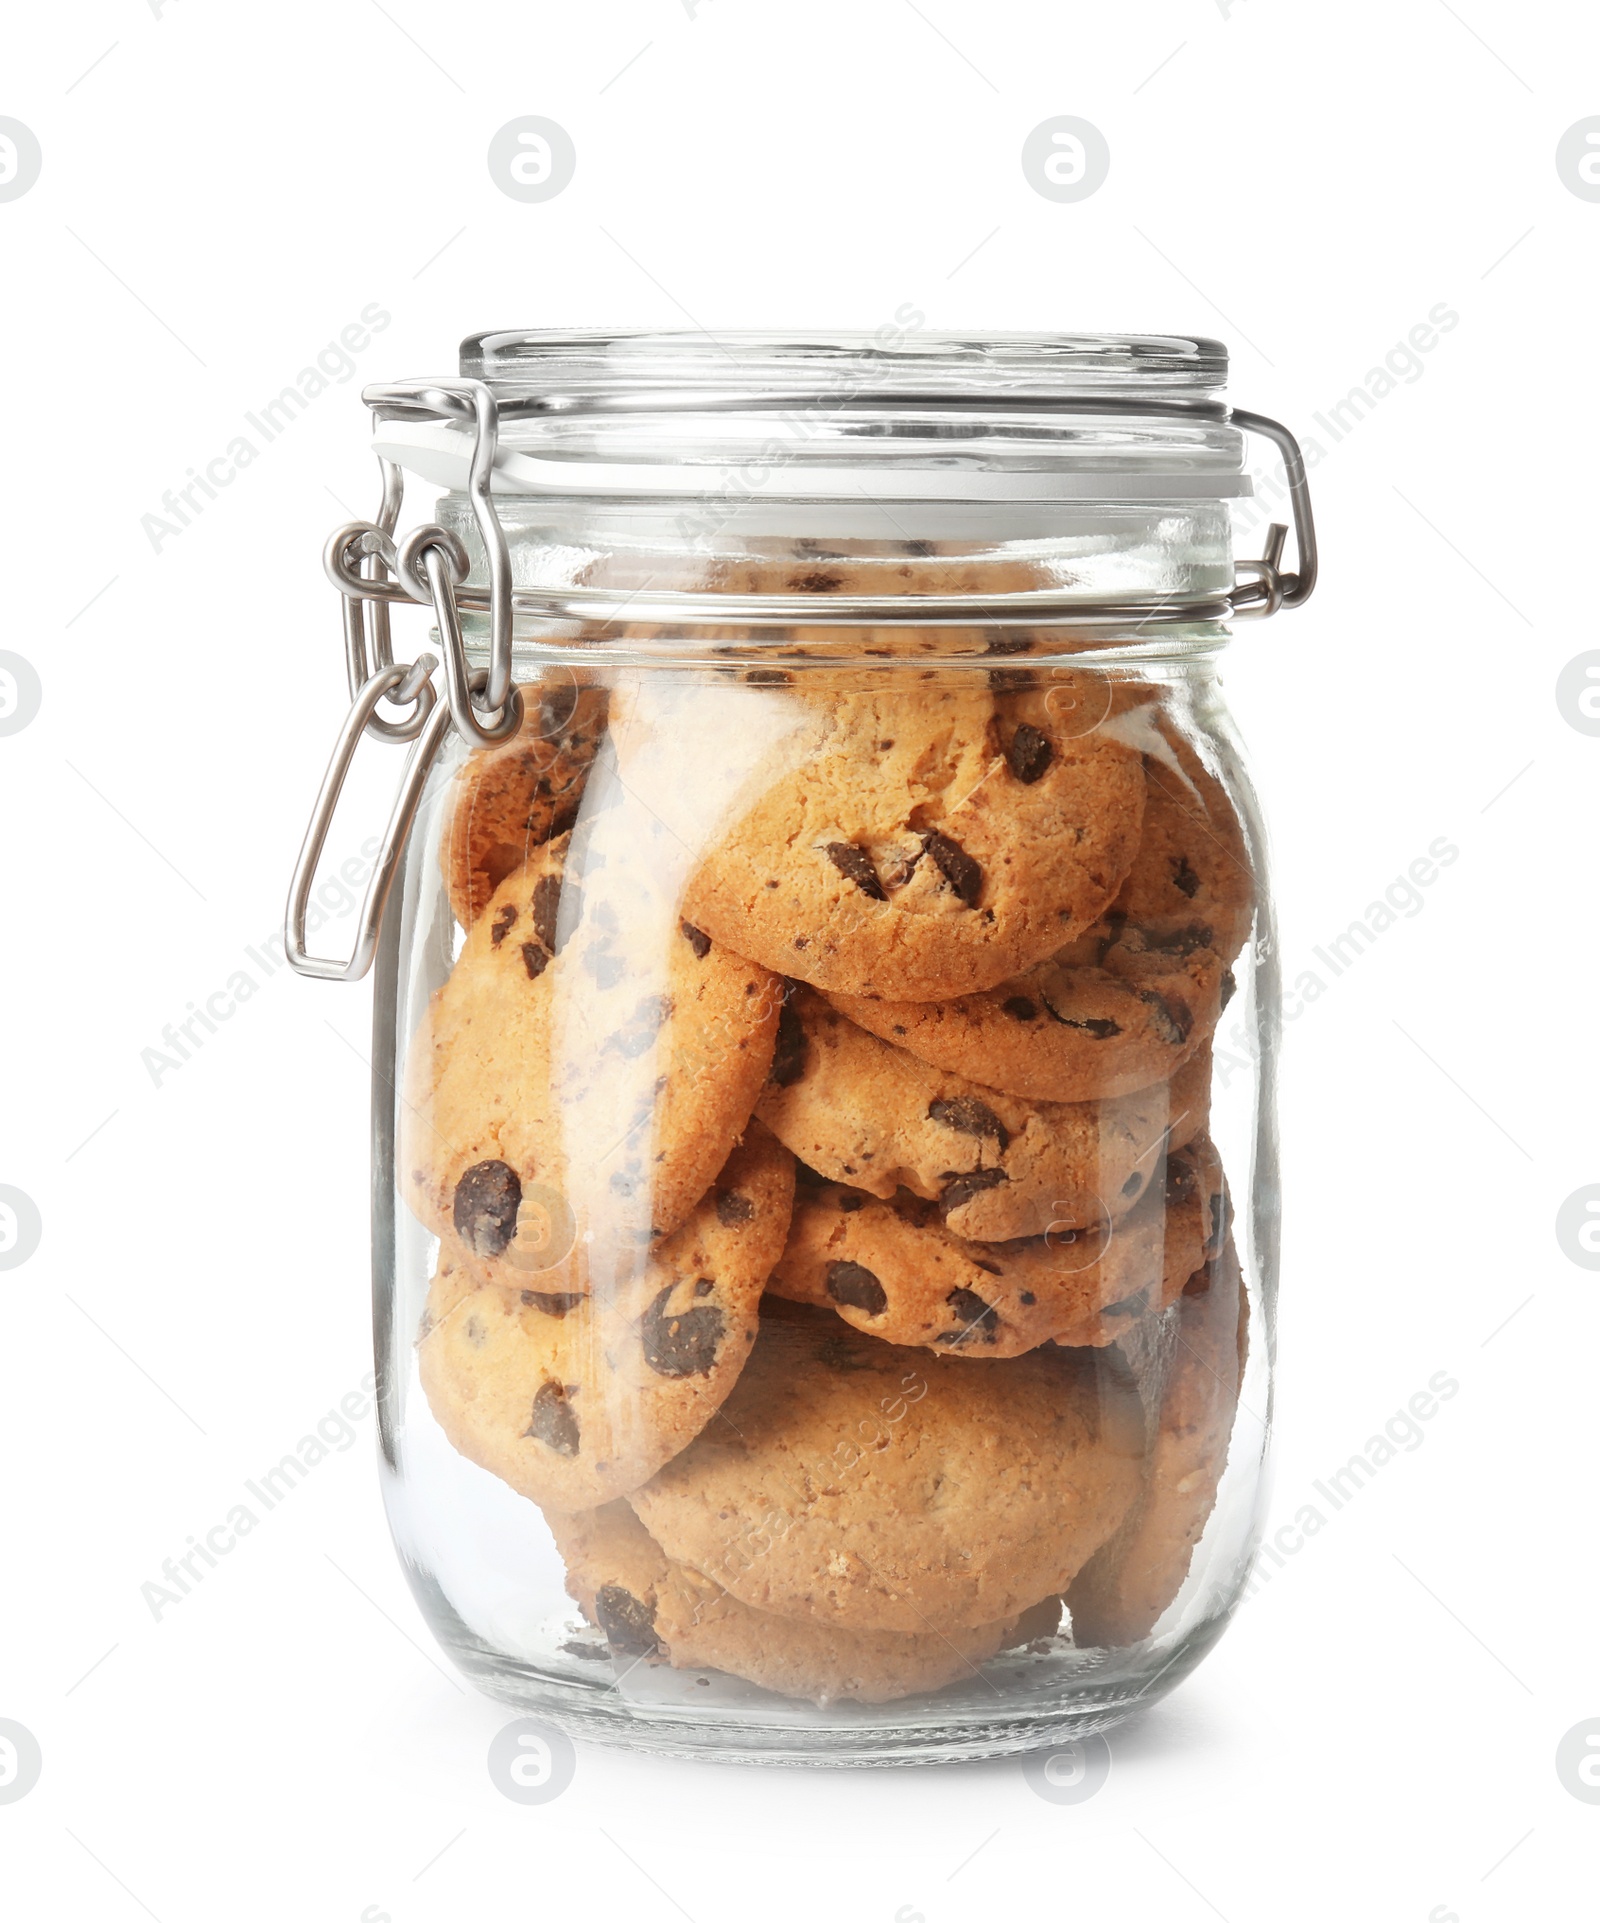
[286,377,1317,982]
[284,656,446,982]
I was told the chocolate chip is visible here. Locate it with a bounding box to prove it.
[611,994,672,1059]
[904,539,936,557]
[984,641,1037,690]
[594,1583,662,1657]
[453,1161,522,1256]
[1006,723,1053,785]
[1040,996,1121,1039]
[525,1380,580,1456]
[941,1287,999,1344]
[1219,966,1237,1008]
[1019,1290,1036,1306]
[490,904,517,947]
[520,1291,584,1318]
[1102,1291,1148,1317]
[922,830,983,908]
[1121,1171,1145,1198]
[1171,854,1201,899]
[1002,996,1039,1022]
[769,987,808,1086]
[693,1277,715,1297]
[939,1167,1008,1211]
[927,1096,1010,1151]
[825,841,887,902]
[641,1285,725,1376]
[525,875,559,953]
[562,1640,609,1661]
[789,569,844,592]
[826,1261,887,1316]
[1138,921,1212,958]
[1136,988,1193,1046]
[520,940,550,980]
[837,1192,866,1213]
[715,1190,755,1226]
[988,667,1039,693]
[680,921,712,959]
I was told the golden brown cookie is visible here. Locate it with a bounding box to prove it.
[1111,735,1254,965]
[1064,1233,1248,1646]
[754,987,1208,1239]
[826,917,1225,1103]
[649,680,1146,1001]
[439,682,609,927]
[629,1301,1144,1633]
[550,1501,1018,1705]
[767,1139,1219,1358]
[418,1125,795,1511]
[403,832,783,1278]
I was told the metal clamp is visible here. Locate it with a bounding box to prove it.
[1228,409,1318,617]
[365,379,515,717]
[394,524,522,748]
[285,657,446,982]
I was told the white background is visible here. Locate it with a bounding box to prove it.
[2,2,1597,1918]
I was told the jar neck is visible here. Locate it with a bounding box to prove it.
[436,494,1238,643]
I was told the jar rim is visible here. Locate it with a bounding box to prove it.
[457,328,1230,398]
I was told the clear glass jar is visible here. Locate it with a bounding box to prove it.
[293,331,1315,1765]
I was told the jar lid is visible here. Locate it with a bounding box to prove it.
[370,329,1251,504]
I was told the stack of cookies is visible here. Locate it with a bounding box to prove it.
[404,607,1253,1705]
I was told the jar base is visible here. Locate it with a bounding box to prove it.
[405,1558,1233,1768]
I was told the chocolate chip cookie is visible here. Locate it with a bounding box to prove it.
[1111,734,1254,965]
[550,1500,1018,1704]
[629,1301,1144,1633]
[768,1139,1218,1357]
[418,1124,795,1511]
[404,831,783,1278]
[827,916,1225,1103]
[754,986,1208,1239]
[439,681,609,926]
[1064,1231,1248,1647]
[667,682,1146,1001]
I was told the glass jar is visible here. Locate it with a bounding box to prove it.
[286,331,1316,1766]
